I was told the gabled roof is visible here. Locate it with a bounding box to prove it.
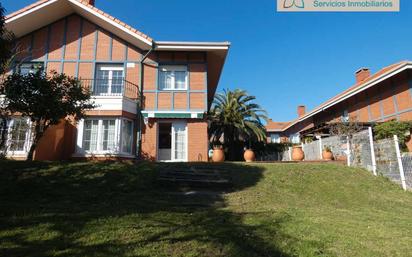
[266,121,291,132]
[270,61,412,132]
[6,0,153,49]
[5,0,230,104]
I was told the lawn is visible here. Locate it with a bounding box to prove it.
[1,161,412,257]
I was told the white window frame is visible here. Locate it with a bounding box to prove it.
[1,118,32,156]
[171,121,188,162]
[156,120,188,162]
[94,64,125,96]
[289,133,301,144]
[158,65,188,91]
[270,134,281,143]
[76,117,134,156]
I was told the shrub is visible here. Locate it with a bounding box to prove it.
[374,120,412,150]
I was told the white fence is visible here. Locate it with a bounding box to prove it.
[276,128,412,191]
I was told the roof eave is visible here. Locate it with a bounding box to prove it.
[154,41,230,109]
[155,41,230,51]
[281,62,412,132]
[5,0,153,50]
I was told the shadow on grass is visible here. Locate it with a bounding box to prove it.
[0,161,298,257]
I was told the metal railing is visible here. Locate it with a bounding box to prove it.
[80,79,140,100]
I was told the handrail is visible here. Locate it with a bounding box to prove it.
[80,79,140,100]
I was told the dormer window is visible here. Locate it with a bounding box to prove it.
[159,65,188,90]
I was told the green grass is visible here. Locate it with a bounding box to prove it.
[1,161,412,257]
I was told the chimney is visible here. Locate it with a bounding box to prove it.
[87,0,95,6]
[355,68,371,83]
[297,105,306,118]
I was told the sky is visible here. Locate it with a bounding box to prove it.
[3,0,412,122]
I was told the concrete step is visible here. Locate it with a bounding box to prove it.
[158,176,230,184]
[157,166,232,188]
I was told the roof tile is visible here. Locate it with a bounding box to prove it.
[6,0,153,42]
[266,121,291,131]
[274,61,409,132]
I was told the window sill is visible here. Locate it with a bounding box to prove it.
[92,95,124,99]
[5,151,28,157]
[72,152,135,158]
[158,89,188,92]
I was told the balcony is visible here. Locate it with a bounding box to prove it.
[80,79,140,115]
[81,79,140,100]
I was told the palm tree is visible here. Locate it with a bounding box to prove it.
[209,89,268,160]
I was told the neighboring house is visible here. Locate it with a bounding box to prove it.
[2,0,229,161]
[266,61,412,150]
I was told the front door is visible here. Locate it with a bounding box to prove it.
[158,121,187,162]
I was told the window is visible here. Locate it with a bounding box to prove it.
[289,133,300,144]
[18,62,44,76]
[79,118,133,155]
[159,65,188,90]
[82,119,117,152]
[94,64,124,95]
[342,110,350,123]
[0,118,31,153]
[0,119,8,151]
[83,120,99,151]
[121,120,133,154]
[10,118,30,151]
[173,123,187,161]
[270,134,281,143]
[102,120,116,151]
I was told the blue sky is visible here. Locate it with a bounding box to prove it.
[3,0,412,121]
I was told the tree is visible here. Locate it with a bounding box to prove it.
[329,118,365,139]
[0,2,15,155]
[2,71,96,160]
[0,3,14,74]
[209,89,268,160]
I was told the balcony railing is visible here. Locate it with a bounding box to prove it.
[81,79,140,100]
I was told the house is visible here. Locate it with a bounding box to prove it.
[2,0,230,161]
[267,61,412,150]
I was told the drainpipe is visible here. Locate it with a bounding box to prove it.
[136,42,155,158]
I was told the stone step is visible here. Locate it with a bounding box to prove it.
[157,166,232,189]
[158,175,230,183]
[159,171,225,179]
[161,168,230,175]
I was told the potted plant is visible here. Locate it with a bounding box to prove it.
[243,139,256,162]
[212,143,225,162]
[244,148,256,162]
[292,145,304,161]
[322,146,333,161]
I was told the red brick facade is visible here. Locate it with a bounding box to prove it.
[267,65,412,149]
[9,9,217,162]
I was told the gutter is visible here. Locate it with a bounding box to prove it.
[136,42,155,158]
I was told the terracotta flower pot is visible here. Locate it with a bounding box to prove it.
[212,148,225,162]
[292,146,305,161]
[322,151,333,161]
[244,149,255,162]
